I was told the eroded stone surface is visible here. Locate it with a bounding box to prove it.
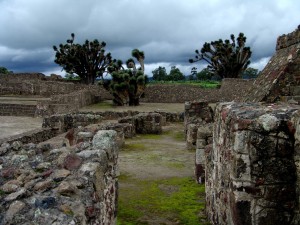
[0,130,119,225]
[205,102,300,225]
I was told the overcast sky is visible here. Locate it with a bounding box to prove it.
[0,0,299,77]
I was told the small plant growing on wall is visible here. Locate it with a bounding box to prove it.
[103,49,147,106]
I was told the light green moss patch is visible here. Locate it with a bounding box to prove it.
[139,133,162,140]
[166,161,185,169]
[123,143,147,151]
[118,177,208,225]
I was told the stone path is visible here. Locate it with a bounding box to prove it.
[117,122,209,225]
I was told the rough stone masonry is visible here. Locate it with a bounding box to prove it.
[0,130,119,225]
[205,102,300,225]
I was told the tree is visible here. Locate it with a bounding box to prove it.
[189,33,252,79]
[103,49,147,106]
[53,33,114,84]
[167,66,185,81]
[0,67,12,74]
[242,67,259,79]
[196,68,213,80]
[189,67,197,80]
[152,66,167,81]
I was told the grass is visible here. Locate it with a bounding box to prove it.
[123,143,147,151]
[117,176,208,225]
[147,80,221,89]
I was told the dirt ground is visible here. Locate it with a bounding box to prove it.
[0,116,43,139]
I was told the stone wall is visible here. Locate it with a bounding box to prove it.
[142,78,254,103]
[0,128,58,146]
[0,104,36,117]
[0,130,119,225]
[35,89,102,116]
[245,27,300,103]
[0,73,112,99]
[205,102,300,225]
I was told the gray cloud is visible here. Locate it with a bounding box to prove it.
[0,0,299,76]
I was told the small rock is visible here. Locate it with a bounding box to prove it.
[23,143,37,151]
[35,197,56,209]
[38,143,52,152]
[11,155,29,164]
[33,179,53,192]
[5,200,25,221]
[1,167,18,179]
[76,149,106,159]
[80,162,101,176]
[4,188,26,201]
[63,154,83,170]
[52,169,71,182]
[1,180,22,193]
[11,141,23,151]
[59,204,74,215]
[36,162,52,171]
[56,181,77,196]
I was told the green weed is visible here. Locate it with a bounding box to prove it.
[118,177,208,225]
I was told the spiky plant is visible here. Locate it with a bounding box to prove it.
[53,33,114,84]
[189,33,252,79]
[104,49,147,106]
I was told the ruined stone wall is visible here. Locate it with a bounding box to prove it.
[0,104,36,117]
[142,79,253,103]
[35,89,102,116]
[0,128,58,146]
[0,130,119,225]
[0,73,112,99]
[205,102,300,225]
[245,27,300,103]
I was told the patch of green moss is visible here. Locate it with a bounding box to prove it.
[87,101,114,109]
[123,143,147,151]
[166,161,185,169]
[140,133,162,140]
[172,131,185,141]
[118,177,208,224]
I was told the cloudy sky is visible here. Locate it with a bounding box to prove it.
[0,0,299,77]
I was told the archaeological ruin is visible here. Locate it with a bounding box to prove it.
[0,26,300,224]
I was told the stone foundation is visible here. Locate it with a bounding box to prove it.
[205,102,300,225]
[0,130,119,225]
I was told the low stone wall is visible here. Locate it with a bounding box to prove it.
[0,128,58,146]
[184,101,214,149]
[142,79,254,103]
[0,104,36,117]
[205,102,300,225]
[36,89,102,116]
[0,130,119,224]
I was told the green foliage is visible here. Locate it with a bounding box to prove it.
[190,33,252,79]
[64,73,80,80]
[196,68,213,80]
[0,66,12,74]
[242,67,259,79]
[152,66,168,81]
[104,49,147,106]
[152,66,185,81]
[148,80,220,89]
[117,177,207,225]
[168,66,185,81]
[53,33,114,84]
[189,67,198,80]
